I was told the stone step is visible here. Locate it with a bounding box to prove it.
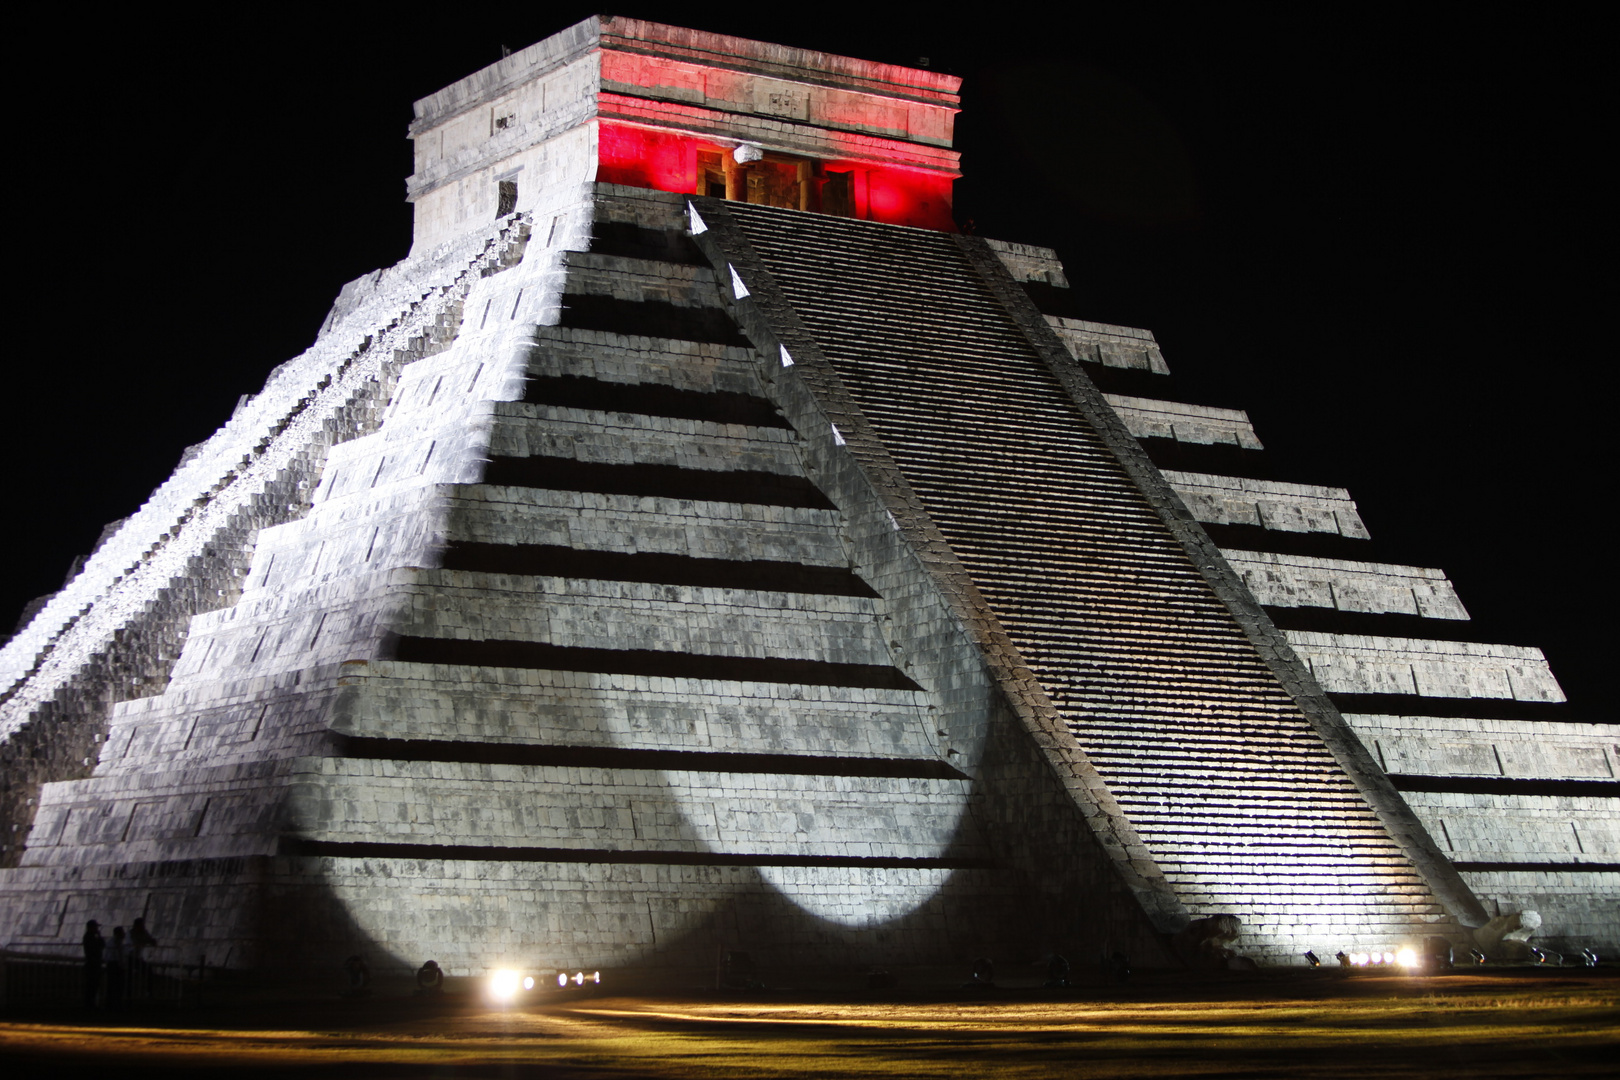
[1043,314,1169,374]
[521,373,788,428]
[1102,394,1263,449]
[98,660,934,773]
[1285,631,1565,702]
[1225,549,1468,619]
[1342,713,1617,779]
[559,249,725,305]
[1400,792,1620,861]
[438,542,874,598]
[487,401,802,471]
[331,663,934,756]
[400,570,898,667]
[446,486,847,566]
[556,250,749,346]
[525,326,761,394]
[284,760,980,859]
[1161,470,1372,538]
[586,218,707,266]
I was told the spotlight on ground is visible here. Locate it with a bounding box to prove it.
[489,969,525,1002]
[1581,949,1599,967]
[1469,948,1487,965]
[1336,951,1352,969]
[1304,951,1321,967]
[1396,948,1418,969]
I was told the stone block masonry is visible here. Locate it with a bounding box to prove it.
[2,17,1610,975]
[4,182,1171,974]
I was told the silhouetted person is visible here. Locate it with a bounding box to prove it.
[130,917,157,997]
[1045,953,1071,988]
[342,953,371,997]
[105,926,129,1009]
[81,920,104,1008]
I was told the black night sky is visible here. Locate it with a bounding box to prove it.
[8,7,1608,713]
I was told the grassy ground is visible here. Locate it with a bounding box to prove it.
[3,969,1615,1077]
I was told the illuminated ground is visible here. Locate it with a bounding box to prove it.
[3,970,1616,1077]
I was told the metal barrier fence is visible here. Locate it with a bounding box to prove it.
[1,947,210,1009]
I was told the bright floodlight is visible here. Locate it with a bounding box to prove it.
[1396,948,1418,968]
[523,976,535,990]
[557,972,568,988]
[489,969,523,1001]
[1382,951,1395,965]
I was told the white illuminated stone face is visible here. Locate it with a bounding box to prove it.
[6,15,1608,976]
[757,866,953,927]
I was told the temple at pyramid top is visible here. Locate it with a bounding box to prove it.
[406,16,963,250]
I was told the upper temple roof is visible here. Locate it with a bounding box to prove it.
[411,16,961,134]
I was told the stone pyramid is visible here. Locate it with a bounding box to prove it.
[2,16,1611,976]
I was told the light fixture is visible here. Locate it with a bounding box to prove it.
[1304,951,1321,967]
[1396,948,1418,968]
[489,969,523,1002]
[1469,948,1487,965]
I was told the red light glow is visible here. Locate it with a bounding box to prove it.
[594,122,955,232]
[597,124,698,193]
[860,167,954,231]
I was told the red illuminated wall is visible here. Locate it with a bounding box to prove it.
[597,124,698,194]
[595,122,956,232]
[853,165,955,232]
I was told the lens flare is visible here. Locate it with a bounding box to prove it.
[489,969,522,1002]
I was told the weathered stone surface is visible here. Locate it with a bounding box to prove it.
[1224,551,1469,619]
[2,17,1610,976]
